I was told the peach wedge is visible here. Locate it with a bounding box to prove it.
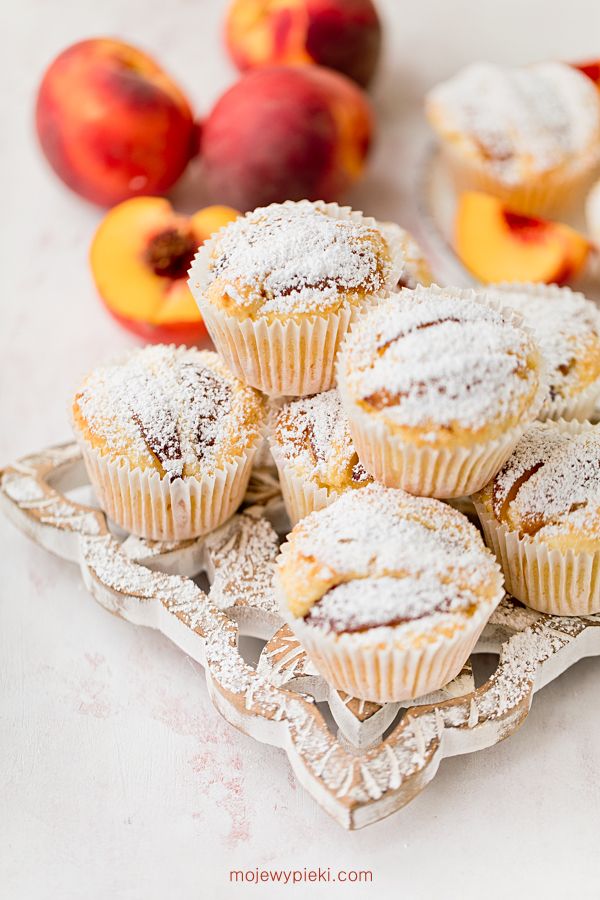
[455,192,589,284]
[90,198,239,343]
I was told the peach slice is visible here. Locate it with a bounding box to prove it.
[455,192,589,284]
[90,198,239,343]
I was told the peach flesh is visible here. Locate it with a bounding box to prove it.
[90,198,239,344]
[455,192,589,285]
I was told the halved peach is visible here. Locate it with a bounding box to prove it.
[455,192,589,284]
[90,198,239,343]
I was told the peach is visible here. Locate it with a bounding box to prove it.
[455,192,589,284]
[201,64,373,210]
[571,59,600,88]
[36,38,197,207]
[225,0,381,88]
[90,198,239,343]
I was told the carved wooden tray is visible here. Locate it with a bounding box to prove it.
[3,441,600,830]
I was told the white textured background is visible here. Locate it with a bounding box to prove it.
[3,1,600,897]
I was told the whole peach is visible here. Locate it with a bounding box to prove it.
[225,0,381,88]
[201,65,373,210]
[35,38,197,207]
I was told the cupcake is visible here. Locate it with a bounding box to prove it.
[72,345,266,540]
[426,61,600,215]
[268,389,372,526]
[276,483,503,703]
[474,420,600,615]
[379,222,434,288]
[484,283,600,421]
[337,285,545,498]
[187,200,403,398]
[586,176,600,241]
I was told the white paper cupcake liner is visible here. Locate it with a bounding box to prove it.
[188,200,406,398]
[339,404,528,499]
[195,300,355,398]
[473,420,600,616]
[539,376,600,422]
[440,141,600,217]
[486,282,600,422]
[78,438,258,541]
[337,288,548,498]
[267,434,338,526]
[282,598,496,704]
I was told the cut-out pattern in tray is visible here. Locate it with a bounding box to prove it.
[2,441,600,830]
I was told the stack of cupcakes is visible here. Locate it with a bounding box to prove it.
[71,198,600,706]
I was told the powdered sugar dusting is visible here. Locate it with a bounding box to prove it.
[74,346,262,479]
[428,61,600,184]
[272,390,370,488]
[486,285,600,403]
[204,513,279,613]
[200,202,392,315]
[492,422,600,537]
[341,288,539,432]
[285,483,500,628]
[307,574,480,634]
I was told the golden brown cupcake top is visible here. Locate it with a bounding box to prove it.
[478,422,600,553]
[191,200,395,321]
[338,286,543,447]
[277,483,502,637]
[270,390,371,493]
[72,345,266,479]
[484,283,600,409]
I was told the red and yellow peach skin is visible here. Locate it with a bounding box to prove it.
[225,0,381,88]
[36,38,197,207]
[201,64,374,210]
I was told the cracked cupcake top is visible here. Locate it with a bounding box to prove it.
[277,483,503,638]
[72,346,266,479]
[190,200,396,321]
[427,62,600,184]
[269,390,371,493]
[483,283,600,409]
[338,286,543,446]
[478,421,600,552]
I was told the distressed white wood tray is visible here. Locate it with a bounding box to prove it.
[3,441,600,830]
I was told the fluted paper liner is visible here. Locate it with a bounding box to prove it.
[337,289,548,498]
[268,431,339,525]
[473,419,600,616]
[196,301,355,398]
[77,438,258,541]
[539,375,600,422]
[280,591,498,704]
[439,141,600,217]
[188,201,406,398]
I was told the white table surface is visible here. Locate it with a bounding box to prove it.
[3,1,600,897]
